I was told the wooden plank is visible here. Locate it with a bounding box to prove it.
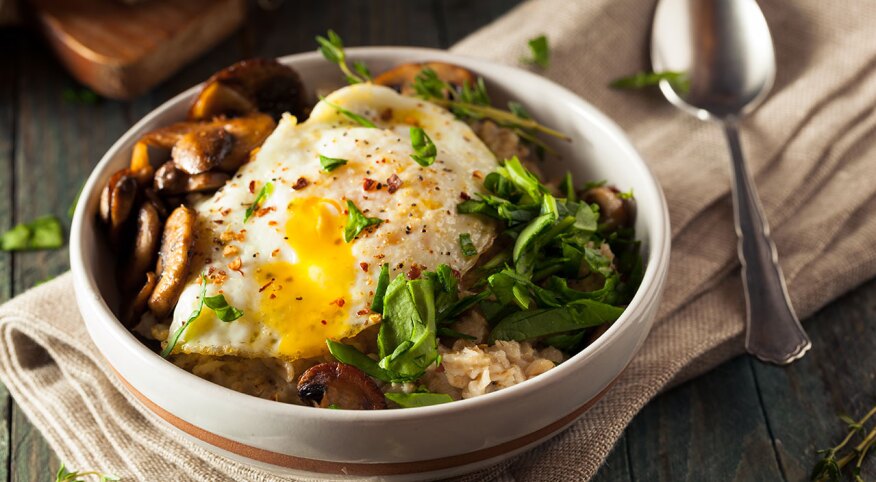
[11,29,133,481]
[623,356,785,481]
[0,27,19,482]
[751,277,876,481]
[591,433,633,482]
[438,0,522,46]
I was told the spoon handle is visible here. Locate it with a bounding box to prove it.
[723,121,811,365]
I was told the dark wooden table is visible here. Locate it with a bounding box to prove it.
[1,1,873,480]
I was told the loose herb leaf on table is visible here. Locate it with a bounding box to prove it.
[0,215,64,251]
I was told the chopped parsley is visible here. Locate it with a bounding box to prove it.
[244,182,274,222]
[0,215,63,251]
[409,127,437,167]
[319,154,348,172]
[523,35,550,68]
[344,200,383,242]
[459,233,477,257]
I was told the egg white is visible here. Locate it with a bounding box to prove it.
[166,83,499,361]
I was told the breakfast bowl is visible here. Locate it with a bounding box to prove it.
[70,47,670,480]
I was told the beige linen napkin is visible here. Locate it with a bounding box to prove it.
[2,0,876,480]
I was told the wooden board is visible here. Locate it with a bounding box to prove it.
[30,0,246,99]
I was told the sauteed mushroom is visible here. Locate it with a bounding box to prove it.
[153,162,188,195]
[122,203,163,292]
[374,62,476,96]
[171,125,235,175]
[581,186,635,233]
[297,362,387,410]
[126,272,158,327]
[470,120,532,164]
[148,206,195,318]
[217,113,275,172]
[189,58,307,121]
[99,168,138,243]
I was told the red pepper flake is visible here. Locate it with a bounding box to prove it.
[386,174,402,194]
[407,264,423,280]
[460,192,471,200]
[472,170,483,179]
[268,220,278,226]
[331,298,346,307]
[270,293,277,299]
[362,178,377,191]
[256,206,275,217]
[293,177,309,190]
[380,108,393,121]
[248,180,256,193]
[360,262,369,272]
[357,309,370,316]
[259,278,275,292]
[321,319,328,325]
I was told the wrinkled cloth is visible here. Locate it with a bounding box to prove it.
[2,0,875,480]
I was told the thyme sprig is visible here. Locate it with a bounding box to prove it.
[316,30,371,84]
[55,463,119,482]
[812,405,876,481]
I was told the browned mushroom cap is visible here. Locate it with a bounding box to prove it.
[148,206,195,319]
[141,122,193,148]
[99,168,139,243]
[188,58,307,122]
[581,186,635,233]
[171,125,235,175]
[142,188,168,219]
[125,271,158,328]
[153,161,188,195]
[122,203,163,293]
[129,141,156,185]
[297,362,387,410]
[373,62,476,96]
[186,171,231,193]
[216,113,276,172]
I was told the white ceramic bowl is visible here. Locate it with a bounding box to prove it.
[71,48,670,481]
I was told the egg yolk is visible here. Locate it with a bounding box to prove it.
[255,197,357,359]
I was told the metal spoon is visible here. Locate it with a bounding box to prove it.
[651,0,811,364]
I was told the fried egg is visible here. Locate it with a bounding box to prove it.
[167,83,499,361]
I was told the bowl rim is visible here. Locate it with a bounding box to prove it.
[71,46,671,423]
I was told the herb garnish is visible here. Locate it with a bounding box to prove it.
[371,263,390,312]
[610,70,689,93]
[522,35,550,68]
[385,391,453,408]
[204,293,244,322]
[459,233,477,257]
[55,463,118,482]
[812,405,876,482]
[161,275,244,357]
[244,182,274,222]
[319,154,349,172]
[409,127,437,167]
[344,200,383,242]
[319,96,377,128]
[316,30,371,84]
[0,215,63,251]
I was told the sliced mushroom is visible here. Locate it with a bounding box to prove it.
[148,206,195,319]
[470,120,532,164]
[374,62,476,96]
[297,362,387,410]
[186,171,231,193]
[143,188,168,219]
[171,125,235,175]
[153,161,188,195]
[188,58,307,121]
[129,141,156,185]
[99,168,139,243]
[125,271,158,327]
[217,113,276,172]
[581,186,635,233]
[141,122,193,148]
[122,202,163,292]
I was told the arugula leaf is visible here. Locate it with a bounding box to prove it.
[523,35,550,68]
[438,291,490,324]
[244,182,273,222]
[319,154,348,172]
[344,200,383,242]
[610,70,689,92]
[326,339,394,382]
[161,275,207,358]
[504,156,545,203]
[437,326,477,340]
[1,215,63,251]
[574,203,599,233]
[409,127,437,167]
[385,391,453,408]
[459,233,477,257]
[371,263,390,313]
[203,294,244,321]
[377,276,439,380]
[489,299,623,343]
[316,30,370,84]
[319,96,377,128]
[543,330,588,352]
